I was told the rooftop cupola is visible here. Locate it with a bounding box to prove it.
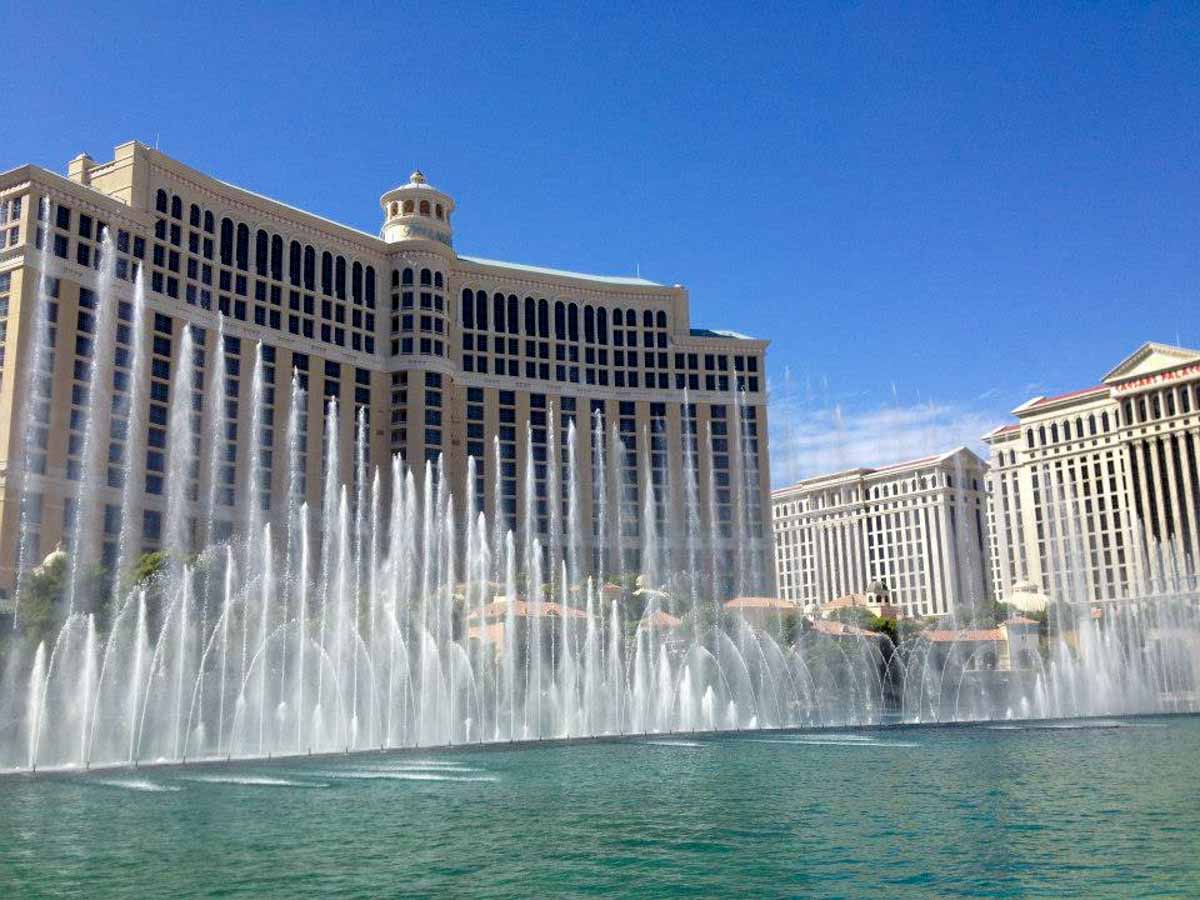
[380,170,455,247]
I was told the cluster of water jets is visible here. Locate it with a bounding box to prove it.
[1,218,1197,774]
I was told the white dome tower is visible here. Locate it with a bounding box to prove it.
[380,170,455,247]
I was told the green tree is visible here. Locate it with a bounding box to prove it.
[14,554,69,648]
[128,550,170,590]
[867,615,898,647]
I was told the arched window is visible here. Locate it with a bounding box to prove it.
[507,295,519,333]
[390,202,398,216]
[289,241,302,286]
[189,204,201,227]
[656,310,667,329]
[434,272,443,289]
[403,199,414,214]
[365,266,376,307]
[463,288,475,328]
[420,268,431,286]
[219,218,234,265]
[642,309,653,328]
[155,189,168,213]
[1088,415,1096,436]
[270,235,283,281]
[255,229,269,276]
[303,245,315,290]
[568,303,579,341]
[584,306,595,342]
[235,223,249,270]
[524,297,536,336]
[1075,417,1083,439]
[321,251,333,295]
[538,299,549,338]
[171,195,183,219]
[475,290,488,330]
[1123,401,1133,426]
[597,307,608,344]
[1027,430,1034,449]
[335,256,346,299]
[1101,412,1110,432]
[625,309,636,327]
[1050,423,1058,443]
[435,204,444,219]
[204,211,214,234]
[419,200,430,216]
[352,261,363,302]
[1039,426,1046,446]
[554,301,566,340]
[494,293,505,333]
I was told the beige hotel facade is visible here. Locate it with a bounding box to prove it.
[771,448,992,619]
[0,141,773,597]
[985,342,1200,605]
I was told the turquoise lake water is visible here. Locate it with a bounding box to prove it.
[1,716,1197,898]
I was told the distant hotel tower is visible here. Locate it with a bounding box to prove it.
[771,448,992,618]
[0,142,773,597]
[984,342,1200,604]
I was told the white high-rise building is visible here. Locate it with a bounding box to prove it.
[984,341,1200,604]
[771,448,992,618]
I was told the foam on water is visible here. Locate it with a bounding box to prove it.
[312,770,499,783]
[642,740,706,748]
[749,737,919,748]
[184,775,328,788]
[93,779,182,793]
[341,763,483,774]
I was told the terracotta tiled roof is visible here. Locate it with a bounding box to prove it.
[926,628,1003,643]
[1004,615,1039,626]
[821,593,867,611]
[638,610,683,630]
[1027,386,1106,408]
[466,598,590,621]
[807,618,874,638]
[725,596,798,611]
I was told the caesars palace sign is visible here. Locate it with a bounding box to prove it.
[1115,362,1200,394]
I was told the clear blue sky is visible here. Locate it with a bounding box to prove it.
[5,2,1198,480]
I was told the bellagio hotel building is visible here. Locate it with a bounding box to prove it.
[0,141,772,597]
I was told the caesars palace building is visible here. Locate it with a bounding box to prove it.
[771,448,992,619]
[0,141,772,596]
[985,342,1200,605]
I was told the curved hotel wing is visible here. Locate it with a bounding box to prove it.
[0,142,772,597]
[771,448,992,619]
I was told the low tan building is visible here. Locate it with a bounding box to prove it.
[924,616,1041,671]
[465,595,590,649]
[818,579,901,620]
[724,595,800,629]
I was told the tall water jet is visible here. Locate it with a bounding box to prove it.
[14,198,58,613]
[64,229,118,616]
[114,269,150,585]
